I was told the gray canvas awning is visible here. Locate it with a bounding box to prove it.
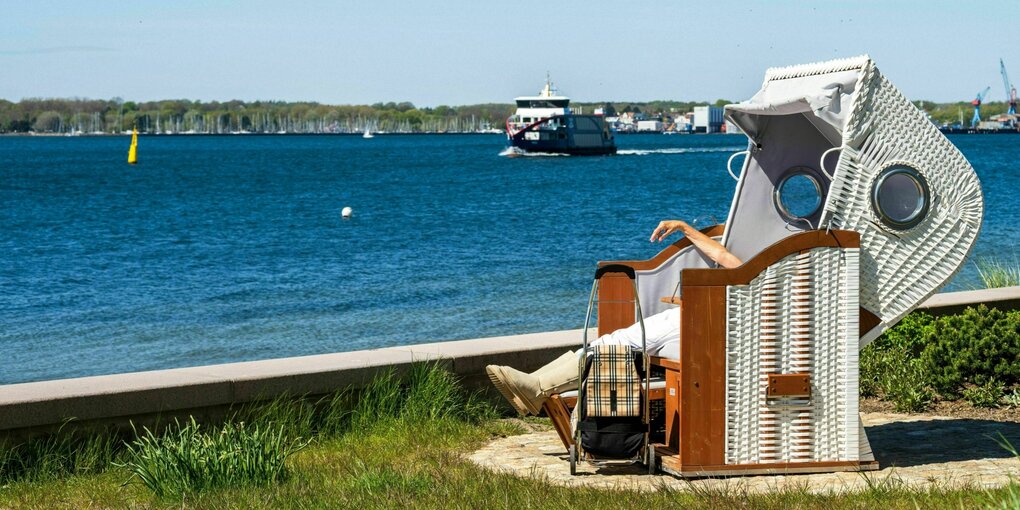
[724,68,863,146]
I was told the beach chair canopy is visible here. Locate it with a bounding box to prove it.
[722,56,984,346]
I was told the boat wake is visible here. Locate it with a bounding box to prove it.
[616,147,745,156]
[500,146,745,157]
[498,147,570,157]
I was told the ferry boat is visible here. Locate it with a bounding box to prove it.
[506,77,616,155]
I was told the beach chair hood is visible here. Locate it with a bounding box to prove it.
[724,56,984,346]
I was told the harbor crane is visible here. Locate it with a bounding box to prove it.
[971,86,991,128]
[1002,58,1017,115]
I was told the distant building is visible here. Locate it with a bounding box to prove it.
[693,106,724,133]
[637,120,664,132]
[615,112,638,132]
[724,120,743,135]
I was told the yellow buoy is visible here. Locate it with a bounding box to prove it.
[127,128,138,164]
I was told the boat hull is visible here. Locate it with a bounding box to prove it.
[508,114,616,156]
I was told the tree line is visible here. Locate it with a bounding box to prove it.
[0,97,1011,134]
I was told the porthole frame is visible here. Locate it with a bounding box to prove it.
[870,162,931,231]
[772,167,824,224]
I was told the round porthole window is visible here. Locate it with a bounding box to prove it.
[871,164,929,230]
[773,168,823,222]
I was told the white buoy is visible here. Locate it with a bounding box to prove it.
[341,206,353,219]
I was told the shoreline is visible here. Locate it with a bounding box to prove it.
[1,286,1017,440]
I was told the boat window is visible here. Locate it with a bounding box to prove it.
[773,168,823,222]
[871,164,929,230]
[574,117,598,130]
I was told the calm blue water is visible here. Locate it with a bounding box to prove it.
[2,133,1017,384]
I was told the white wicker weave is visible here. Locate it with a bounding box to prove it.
[726,56,983,347]
[777,57,984,346]
[725,247,860,464]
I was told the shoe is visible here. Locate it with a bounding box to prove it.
[486,351,579,415]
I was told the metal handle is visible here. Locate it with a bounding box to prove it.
[727,150,749,181]
[820,147,841,180]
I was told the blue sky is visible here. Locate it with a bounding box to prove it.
[1,1,1015,106]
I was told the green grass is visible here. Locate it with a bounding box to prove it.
[3,363,1020,508]
[0,421,122,484]
[974,257,1020,289]
[118,418,308,498]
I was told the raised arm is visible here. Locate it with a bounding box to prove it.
[650,220,742,269]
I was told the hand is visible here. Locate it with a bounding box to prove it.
[649,220,688,243]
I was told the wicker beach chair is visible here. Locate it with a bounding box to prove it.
[546,56,984,477]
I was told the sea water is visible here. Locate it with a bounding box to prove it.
[1,133,1017,384]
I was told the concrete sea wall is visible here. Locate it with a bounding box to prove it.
[2,286,1018,438]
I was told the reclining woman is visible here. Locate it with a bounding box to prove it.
[486,219,743,416]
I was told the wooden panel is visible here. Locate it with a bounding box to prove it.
[860,307,881,338]
[542,395,574,451]
[766,373,811,398]
[681,230,860,287]
[651,356,680,372]
[677,285,727,466]
[664,369,681,450]
[657,453,880,477]
[597,273,635,337]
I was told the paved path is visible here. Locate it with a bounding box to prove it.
[467,413,1020,493]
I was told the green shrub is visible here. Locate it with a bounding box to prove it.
[862,306,1020,407]
[860,312,936,410]
[882,350,935,412]
[963,380,1006,408]
[120,417,307,499]
[919,306,1020,396]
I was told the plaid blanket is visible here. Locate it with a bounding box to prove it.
[584,345,641,417]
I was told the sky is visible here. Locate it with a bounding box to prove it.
[1,1,1016,106]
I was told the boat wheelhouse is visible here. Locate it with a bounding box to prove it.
[506,77,616,155]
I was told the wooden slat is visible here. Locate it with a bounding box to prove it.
[597,273,635,337]
[657,452,880,477]
[542,395,574,451]
[597,224,725,271]
[766,373,812,398]
[681,230,860,287]
[860,306,881,338]
[651,356,681,372]
[677,285,727,466]
[665,369,681,450]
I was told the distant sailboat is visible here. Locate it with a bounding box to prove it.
[127,128,138,164]
[362,127,374,139]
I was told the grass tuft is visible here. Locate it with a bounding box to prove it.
[0,421,121,484]
[974,257,1020,289]
[118,417,308,499]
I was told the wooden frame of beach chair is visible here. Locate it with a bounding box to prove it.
[543,56,983,478]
